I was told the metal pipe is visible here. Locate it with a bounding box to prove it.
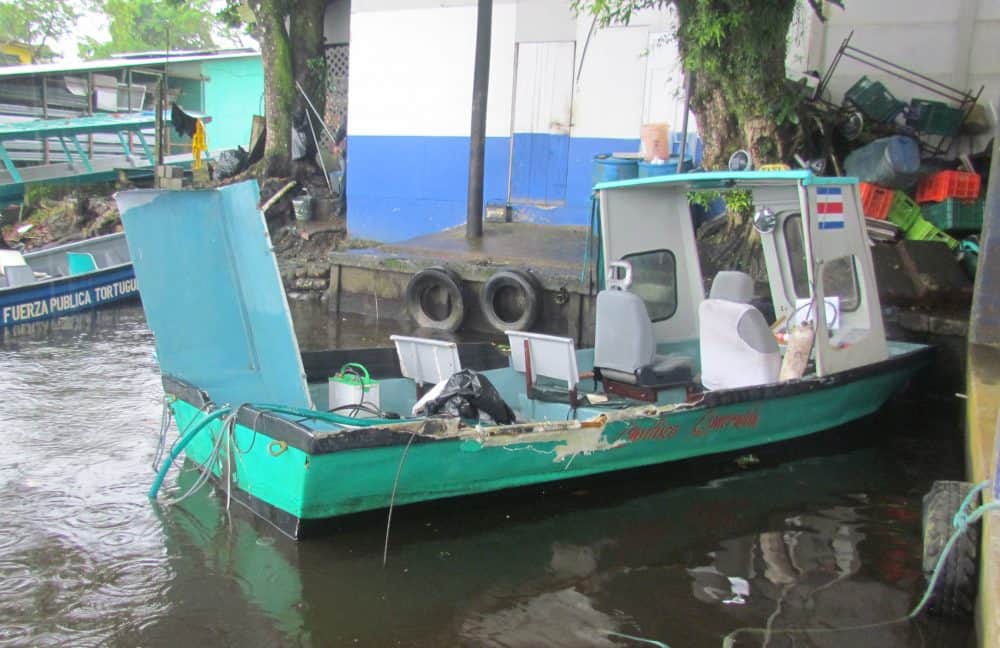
[677,72,691,171]
[466,0,493,241]
[504,43,519,209]
[40,76,49,164]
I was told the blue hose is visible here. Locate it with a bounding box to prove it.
[149,406,232,499]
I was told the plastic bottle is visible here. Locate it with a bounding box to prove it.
[843,135,920,189]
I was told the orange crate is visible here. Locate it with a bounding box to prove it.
[916,170,981,203]
[859,182,893,219]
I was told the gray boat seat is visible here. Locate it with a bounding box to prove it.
[593,261,693,391]
[4,265,36,288]
[698,271,780,391]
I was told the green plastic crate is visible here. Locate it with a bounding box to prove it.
[906,99,964,136]
[845,76,905,122]
[905,217,959,249]
[887,191,921,231]
[921,198,984,232]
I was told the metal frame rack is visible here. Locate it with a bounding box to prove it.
[818,32,983,157]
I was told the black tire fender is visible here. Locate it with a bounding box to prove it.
[922,479,979,617]
[480,268,542,332]
[404,266,465,332]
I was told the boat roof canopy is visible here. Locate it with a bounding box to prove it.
[594,170,859,193]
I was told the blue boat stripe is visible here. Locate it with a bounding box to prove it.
[816,187,842,195]
[818,221,845,230]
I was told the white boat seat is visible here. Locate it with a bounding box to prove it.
[390,335,461,388]
[593,262,693,392]
[698,271,780,391]
[0,249,27,272]
[506,330,580,405]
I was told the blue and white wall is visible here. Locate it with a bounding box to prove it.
[345,0,691,242]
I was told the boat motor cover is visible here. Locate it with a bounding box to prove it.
[415,369,516,424]
[115,181,312,409]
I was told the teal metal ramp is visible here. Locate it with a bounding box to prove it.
[116,181,312,409]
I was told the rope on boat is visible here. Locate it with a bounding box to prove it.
[148,405,232,499]
[160,411,231,507]
[150,401,419,503]
[722,479,1000,647]
[383,430,418,568]
[599,630,670,647]
[152,394,175,473]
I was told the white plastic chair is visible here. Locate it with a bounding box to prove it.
[390,335,461,388]
[505,330,580,405]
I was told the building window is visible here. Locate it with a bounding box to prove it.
[622,249,677,321]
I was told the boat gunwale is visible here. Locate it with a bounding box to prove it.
[161,342,933,457]
[0,261,133,295]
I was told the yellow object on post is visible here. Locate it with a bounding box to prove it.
[191,119,207,170]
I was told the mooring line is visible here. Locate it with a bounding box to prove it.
[383,430,418,567]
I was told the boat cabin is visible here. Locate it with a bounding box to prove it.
[595,170,887,384]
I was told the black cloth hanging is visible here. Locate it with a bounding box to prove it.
[171,103,198,138]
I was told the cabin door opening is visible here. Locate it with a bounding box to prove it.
[507,41,575,210]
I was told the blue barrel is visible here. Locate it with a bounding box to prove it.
[593,155,638,185]
[637,156,693,178]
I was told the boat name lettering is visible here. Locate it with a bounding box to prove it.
[625,422,679,442]
[692,408,760,437]
[94,278,137,302]
[1,289,100,324]
[2,299,48,323]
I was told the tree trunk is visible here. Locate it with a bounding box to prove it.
[674,0,797,169]
[251,0,295,177]
[688,76,740,169]
[289,0,326,115]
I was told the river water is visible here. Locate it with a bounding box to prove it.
[0,302,973,647]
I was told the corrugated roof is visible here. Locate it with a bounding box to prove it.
[0,49,260,79]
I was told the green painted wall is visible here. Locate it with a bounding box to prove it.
[200,56,264,151]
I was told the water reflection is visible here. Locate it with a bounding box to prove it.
[0,302,971,646]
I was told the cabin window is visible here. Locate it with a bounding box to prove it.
[783,216,860,312]
[622,249,677,321]
[821,255,860,312]
[784,214,810,299]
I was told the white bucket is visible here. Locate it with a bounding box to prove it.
[292,194,313,222]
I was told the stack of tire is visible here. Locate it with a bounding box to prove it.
[404,266,542,333]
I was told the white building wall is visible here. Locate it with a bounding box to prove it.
[796,0,1000,109]
[347,4,516,137]
[344,0,690,241]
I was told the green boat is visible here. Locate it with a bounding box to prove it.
[116,171,930,539]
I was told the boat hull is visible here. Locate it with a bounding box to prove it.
[0,264,137,326]
[166,346,930,539]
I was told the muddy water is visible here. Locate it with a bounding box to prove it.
[0,303,973,646]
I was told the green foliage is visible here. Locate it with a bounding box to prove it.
[0,0,79,61]
[23,183,60,208]
[571,0,842,166]
[724,189,753,216]
[80,0,228,59]
[687,190,721,209]
[688,189,753,217]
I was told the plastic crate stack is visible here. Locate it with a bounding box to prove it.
[859,182,958,249]
[916,170,984,233]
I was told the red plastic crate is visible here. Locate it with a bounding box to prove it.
[859,182,893,219]
[916,170,981,203]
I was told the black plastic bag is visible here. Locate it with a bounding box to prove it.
[215,147,249,179]
[417,370,516,424]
